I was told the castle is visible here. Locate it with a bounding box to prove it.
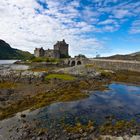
[34,39,69,58]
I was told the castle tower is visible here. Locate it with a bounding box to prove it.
[34,47,45,57]
[54,39,69,58]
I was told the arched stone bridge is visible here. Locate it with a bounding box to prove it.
[64,58,90,67]
[64,58,140,72]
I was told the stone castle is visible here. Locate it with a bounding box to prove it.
[34,39,69,58]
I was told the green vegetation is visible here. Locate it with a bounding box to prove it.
[63,120,94,133]
[100,120,137,135]
[0,82,88,120]
[111,70,140,84]
[85,64,97,68]
[76,54,86,58]
[0,77,108,120]
[0,40,33,60]
[45,74,76,81]
[30,68,48,72]
[30,57,61,63]
[100,71,114,78]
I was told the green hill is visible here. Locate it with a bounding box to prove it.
[0,40,33,60]
[100,52,140,61]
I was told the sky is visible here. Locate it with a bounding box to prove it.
[0,0,140,57]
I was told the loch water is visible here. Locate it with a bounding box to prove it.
[0,60,29,70]
[0,60,18,65]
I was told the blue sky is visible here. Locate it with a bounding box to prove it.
[0,0,140,57]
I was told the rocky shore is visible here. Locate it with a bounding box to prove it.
[0,63,140,140]
[0,64,47,83]
[1,112,140,140]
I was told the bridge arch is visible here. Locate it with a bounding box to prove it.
[64,58,87,67]
[71,61,76,66]
[77,61,82,65]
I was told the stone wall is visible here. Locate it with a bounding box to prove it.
[88,59,140,72]
[44,49,60,59]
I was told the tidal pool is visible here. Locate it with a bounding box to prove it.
[31,83,140,127]
[0,83,140,139]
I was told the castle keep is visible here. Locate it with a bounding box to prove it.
[34,39,69,58]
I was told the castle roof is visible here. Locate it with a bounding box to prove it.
[35,47,44,51]
[54,39,68,46]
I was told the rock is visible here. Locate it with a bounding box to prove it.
[55,65,100,77]
[130,136,140,140]
[83,132,87,137]
[0,66,47,83]
[20,114,26,118]
[99,135,124,140]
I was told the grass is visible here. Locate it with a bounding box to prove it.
[30,57,61,63]
[45,74,76,81]
[85,64,96,68]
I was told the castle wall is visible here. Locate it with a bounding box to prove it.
[44,50,60,59]
[34,48,45,57]
[34,40,69,58]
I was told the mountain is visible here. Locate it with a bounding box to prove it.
[100,52,140,61]
[0,40,33,60]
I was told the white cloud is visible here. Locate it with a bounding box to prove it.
[0,0,140,57]
[0,0,103,57]
[113,9,130,19]
[130,20,140,34]
[98,19,116,25]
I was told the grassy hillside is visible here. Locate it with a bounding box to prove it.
[100,52,140,61]
[0,40,33,60]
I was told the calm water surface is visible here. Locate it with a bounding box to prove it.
[32,83,140,127]
[0,60,18,65]
[0,60,29,70]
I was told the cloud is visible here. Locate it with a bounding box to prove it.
[130,20,140,34]
[98,19,116,25]
[0,0,140,57]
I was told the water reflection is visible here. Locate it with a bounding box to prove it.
[28,83,140,127]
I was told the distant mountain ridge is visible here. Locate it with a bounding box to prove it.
[0,40,33,60]
[101,51,140,61]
